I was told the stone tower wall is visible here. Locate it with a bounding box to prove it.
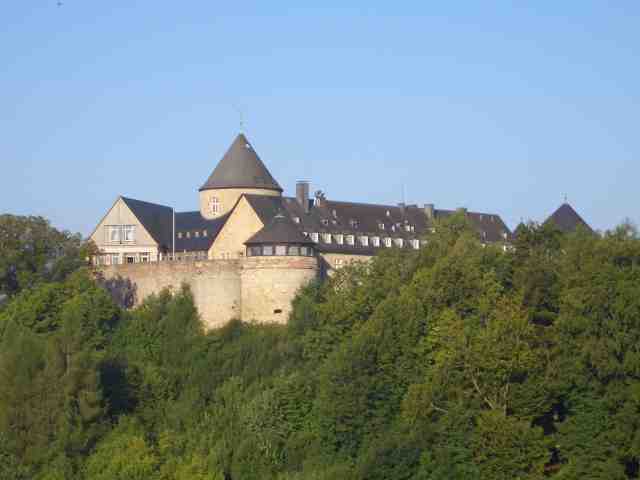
[99,260,242,330]
[99,255,319,329]
[240,256,319,324]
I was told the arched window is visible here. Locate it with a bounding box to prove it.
[210,197,221,214]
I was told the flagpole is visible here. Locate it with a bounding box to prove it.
[172,208,175,260]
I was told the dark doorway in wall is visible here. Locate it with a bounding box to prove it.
[273,309,283,314]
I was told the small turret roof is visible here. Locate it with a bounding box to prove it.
[544,203,593,233]
[245,212,314,245]
[200,133,282,192]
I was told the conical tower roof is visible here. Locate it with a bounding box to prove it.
[544,203,593,233]
[200,134,282,192]
[245,212,314,245]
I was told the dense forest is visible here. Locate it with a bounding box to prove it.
[1,212,639,479]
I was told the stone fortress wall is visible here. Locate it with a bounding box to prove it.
[99,255,319,330]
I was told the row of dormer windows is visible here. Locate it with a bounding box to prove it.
[177,230,208,240]
[305,232,421,250]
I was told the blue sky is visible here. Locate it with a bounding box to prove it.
[1,1,638,235]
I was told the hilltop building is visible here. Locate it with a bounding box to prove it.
[91,133,550,328]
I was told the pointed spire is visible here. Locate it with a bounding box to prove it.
[545,203,593,233]
[200,134,282,192]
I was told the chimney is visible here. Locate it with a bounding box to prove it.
[296,181,310,213]
[424,203,435,220]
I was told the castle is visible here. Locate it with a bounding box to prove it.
[91,133,590,329]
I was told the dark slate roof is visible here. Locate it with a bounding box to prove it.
[544,203,593,234]
[174,211,229,252]
[121,197,173,249]
[243,194,284,224]
[120,197,230,253]
[279,197,511,243]
[434,209,512,243]
[245,212,315,245]
[200,134,282,192]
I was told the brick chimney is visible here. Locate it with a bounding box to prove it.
[296,181,310,213]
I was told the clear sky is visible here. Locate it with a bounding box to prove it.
[1,1,638,235]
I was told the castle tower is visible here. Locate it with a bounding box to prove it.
[241,213,319,324]
[199,134,282,219]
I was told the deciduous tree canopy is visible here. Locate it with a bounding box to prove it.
[1,214,639,479]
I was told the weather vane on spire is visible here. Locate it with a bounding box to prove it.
[233,104,245,133]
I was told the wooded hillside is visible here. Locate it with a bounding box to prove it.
[1,213,639,479]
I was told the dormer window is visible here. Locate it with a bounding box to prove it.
[378,222,385,230]
[386,210,390,217]
[186,232,191,239]
[178,232,183,239]
[332,209,337,218]
[293,217,301,224]
[210,197,221,215]
[195,231,200,238]
[349,219,359,229]
[322,219,329,226]
[203,230,208,237]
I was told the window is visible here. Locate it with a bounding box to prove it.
[311,232,319,243]
[323,233,332,244]
[322,219,329,226]
[289,245,300,255]
[405,225,412,232]
[384,237,392,247]
[177,232,183,239]
[346,235,355,246]
[334,258,344,268]
[335,234,344,245]
[186,232,191,239]
[123,225,135,242]
[332,209,337,218]
[126,255,135,264]
[211,197,221,215]
[195,231,200,238]
[107,226,120,243]
[110,253,120,265]
[359,236,369,247]
[378,222,385,230]
[276,245,287,255]
[372,236,380,247]
[293,217,301,224]
[263,245,274,256]
[300,246,309,256]
[411,239,420,249]
[203,230,208,237]
[248,246,261,256]
[394,238,404,248]
[140,253,150,262]
[386,210,390,217]
[349,219,359,229]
